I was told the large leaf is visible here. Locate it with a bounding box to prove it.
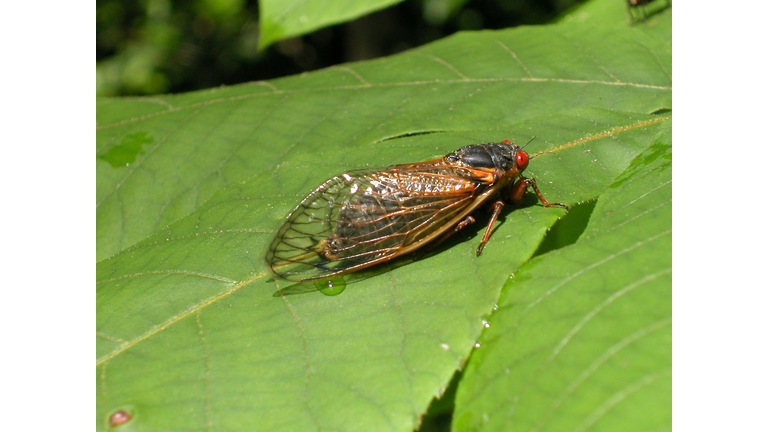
[97,15,671,261]
[453,126,671,431]
[96,109,669,431]
[96,3,671,431]
[259,0,404,49]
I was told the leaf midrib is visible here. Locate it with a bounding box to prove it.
[96,271,269,366]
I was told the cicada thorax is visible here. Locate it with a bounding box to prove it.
[443,141,526,188]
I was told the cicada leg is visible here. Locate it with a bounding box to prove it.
[476,201,504,256]
[417,215,477,258]
[509,176,569,209]
[455,215,476,231]
[475,177,569,256]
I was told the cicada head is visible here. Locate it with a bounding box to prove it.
[499,139,529,172]
[445,140,529,175]
[495,140,529,173]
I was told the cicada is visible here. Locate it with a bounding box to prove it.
[266,140,568,282]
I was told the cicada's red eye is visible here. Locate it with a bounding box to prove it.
[516,151,529,170]
[501,139,513,144]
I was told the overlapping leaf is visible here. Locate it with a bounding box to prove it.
[97,16,670,261]
[453,126,671,431]
[258,0,405,49]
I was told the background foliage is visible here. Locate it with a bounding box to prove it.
[97,0,671,430]
[97,0,584,96]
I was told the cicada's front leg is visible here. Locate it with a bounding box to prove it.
[474,176,569,257]
[509,176,569,209]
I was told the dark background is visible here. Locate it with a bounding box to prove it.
[97,0,584,96]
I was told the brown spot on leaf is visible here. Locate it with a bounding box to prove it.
[109,410,131,427]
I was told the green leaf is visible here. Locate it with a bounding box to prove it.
[259,0,404,49]
[453,126,672,431]
[97,15,671,261]
[97,5,671,431]
[97,109,669,431]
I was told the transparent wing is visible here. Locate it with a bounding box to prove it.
[266,165,495,281]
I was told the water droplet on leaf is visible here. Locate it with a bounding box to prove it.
[316,277,346,296]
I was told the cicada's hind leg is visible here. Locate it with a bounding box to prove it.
[509,176,569,209]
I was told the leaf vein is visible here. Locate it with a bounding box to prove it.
[195,311,213,432]
[494,40,534,78]
[570,369,671,432]
[547,268,671,360]
[97,79,671,130]
[96,269,238,285]
[96,272,266,365]
[529,318,672,432]
[510,228,671,326]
